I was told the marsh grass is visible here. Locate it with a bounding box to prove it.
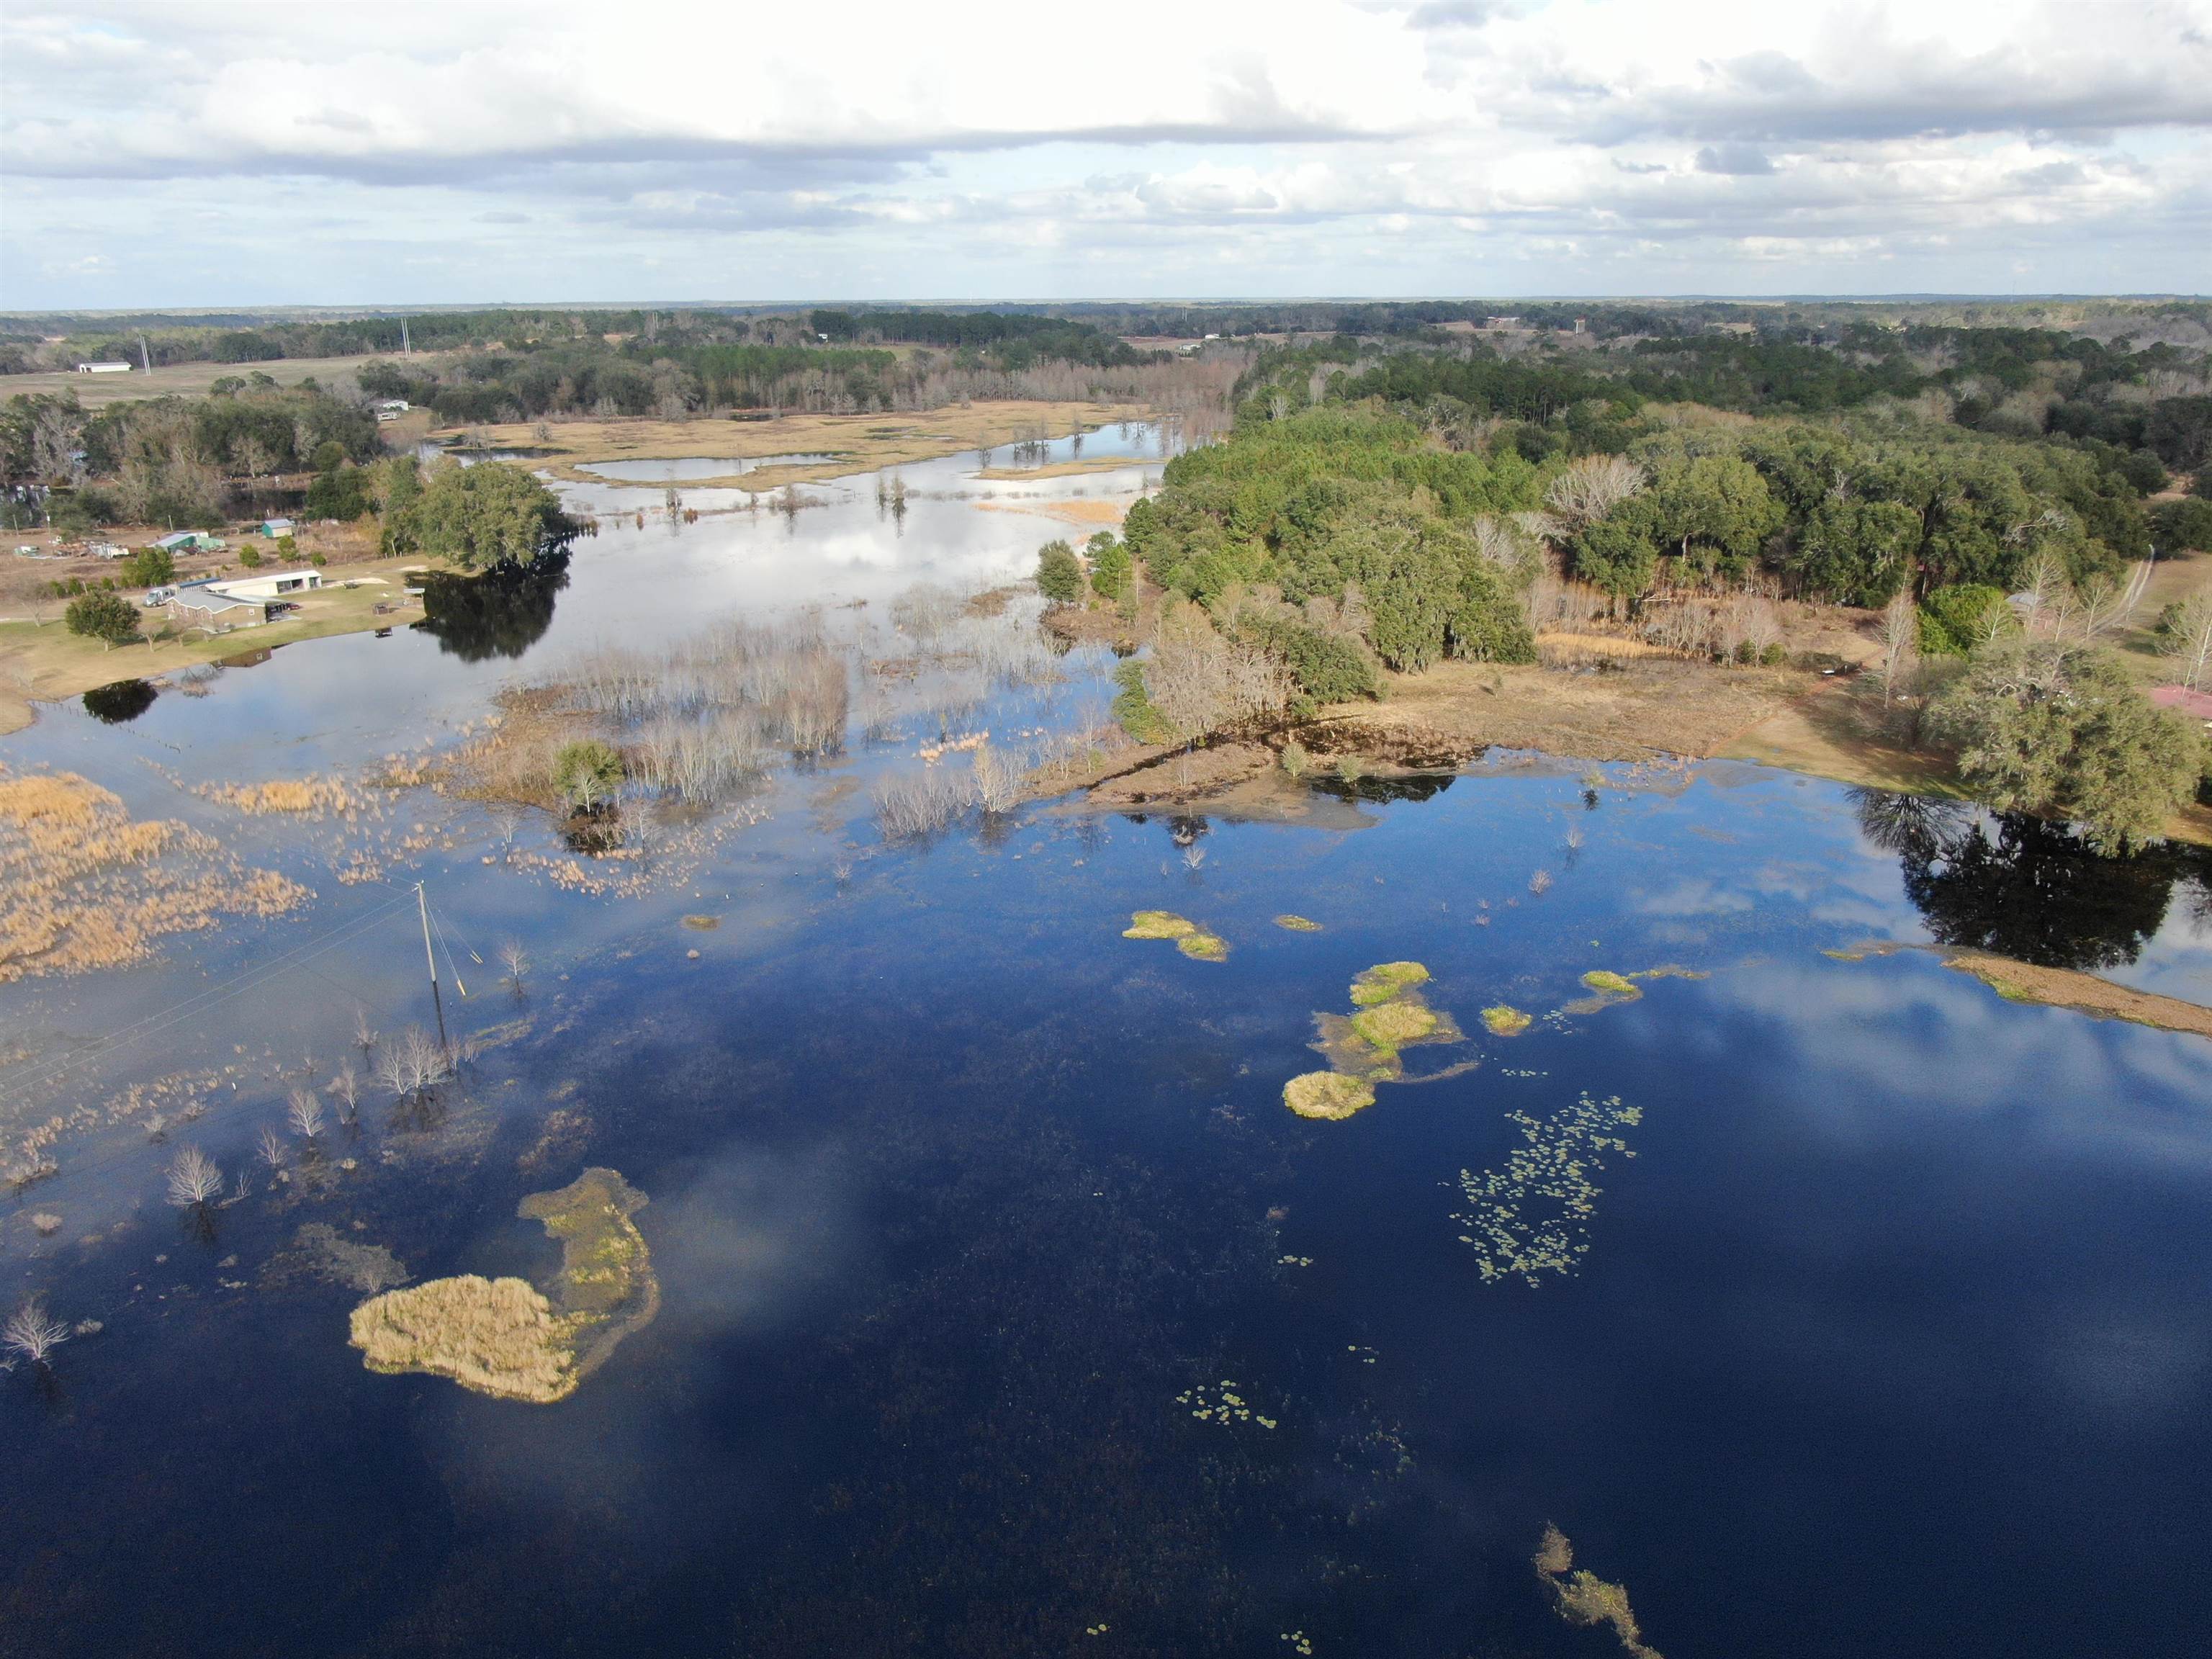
[1534,1525,1663,1658]
[350,1167,657,1405]
[0,767,307,983]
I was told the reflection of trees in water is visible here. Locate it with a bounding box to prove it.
[411,553,570,662]
[81,678,158,723]
[1315,772,1457,806]
[1852,787,2212,971]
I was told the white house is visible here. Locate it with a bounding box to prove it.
[205,568,323,601]
[74,361,132,374]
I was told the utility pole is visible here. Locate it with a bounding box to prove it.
[138,333,151,374]
[400,318,411,356]
[416,881,449,1053]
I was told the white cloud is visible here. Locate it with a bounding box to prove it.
[2,0,2207,305]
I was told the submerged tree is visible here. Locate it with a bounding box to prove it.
[165,1145,223,1209]
[2,1300,70,1370]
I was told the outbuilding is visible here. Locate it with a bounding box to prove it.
[74,361,132,374]
[154,530,225,552]
[259,518,296,538]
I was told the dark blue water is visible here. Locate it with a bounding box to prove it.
[4,441,2211,1658]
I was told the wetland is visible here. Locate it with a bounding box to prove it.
[3,422,2211,1658]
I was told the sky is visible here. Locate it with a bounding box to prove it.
[3,0,2209,310]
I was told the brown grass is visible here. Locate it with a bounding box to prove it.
[350,1166,658,1404]
[1315,655,1805,765]
[975,498,1129,530]
[351,1274,577,1403]
[0,767,307,981]
[458,400,1147,492]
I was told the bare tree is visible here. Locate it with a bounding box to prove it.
[165,1146,224,1208]
[328,1061,361,1126]
[1143,604,1291,743]
[499,940,530,994]
[2,1300,70,1368]
[258,1125,289,1169]
[2159,593,2212,691]
[1543,455,1645,529]
[354,1005,379,1058]
[286,1089,325,1141]
[971,743,1022,814]
[1875,590,1919,709]
[377,1025,453,1103]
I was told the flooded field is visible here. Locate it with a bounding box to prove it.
[4,426,2210,1658]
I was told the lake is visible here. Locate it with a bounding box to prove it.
[3,424,2210,1658]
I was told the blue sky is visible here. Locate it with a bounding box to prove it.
[4,0,2208,310]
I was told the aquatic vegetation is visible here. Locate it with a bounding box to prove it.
[1482,1005,1533,1036]
[1534,1525,1663,1658]
[350,1166,658,1403]
[196,775,367,817]
[1272,914,1323,932]
[1174,1380,1277,1431]
[1295,958,1467,1115]
[1349,996,1441,1056]
[1453,1093,1642,1285]
[30,1212,61,1236]
[0,766,307,983]
[1580,970,1639,996]
[1123,909,1197,940]
[1350,961,1430,1005]
[271,1223,409,1294]
[1123,909,1231,960]
[1283,1071,1377,1120]
[681,914,720,930]
[516,1107,595,1174]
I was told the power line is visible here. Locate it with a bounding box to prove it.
[0,892,418,1095]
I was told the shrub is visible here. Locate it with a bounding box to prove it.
[2149,497,2212,553]
[305,462,373,521]
[1035,539,1083,605]
[65,590,141,646]
[1110,659,1176,744]
[1233,612,1380,703]
[1447,561,1538,664]
[1918,584,2011,657]
[117,546,174,588]
[237,544,263,568]
[552,739,624,811]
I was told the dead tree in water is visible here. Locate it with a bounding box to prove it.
[2,1300,70,1369]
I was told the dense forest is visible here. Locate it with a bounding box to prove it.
[1089,316,2211,850]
